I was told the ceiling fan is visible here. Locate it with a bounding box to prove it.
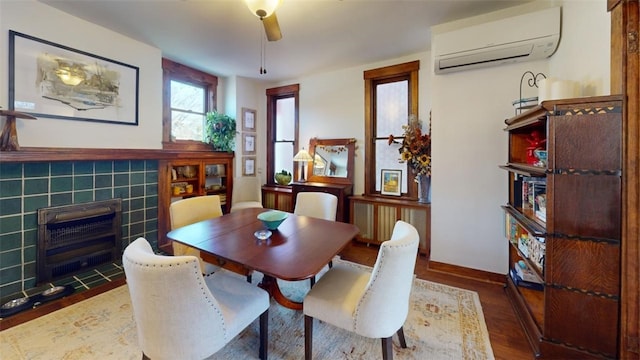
[245,0,283,41]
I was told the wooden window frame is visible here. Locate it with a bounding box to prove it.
[162,58,218,151]
[266,84,300,186]
[364,60,420,199]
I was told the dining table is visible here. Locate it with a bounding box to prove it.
[166,207,360,310]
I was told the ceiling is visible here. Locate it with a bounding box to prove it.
[40,0,532,82]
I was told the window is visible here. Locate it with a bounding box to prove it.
[162,58,218,150]
[364,61,419,198]
[266,84,299,185]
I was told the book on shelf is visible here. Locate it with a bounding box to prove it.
[514,260,542,283]
[510,268,544,291]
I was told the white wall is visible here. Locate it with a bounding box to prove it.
[0,1,163,149]
[430,0,610,273]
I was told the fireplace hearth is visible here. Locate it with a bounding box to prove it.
[37,199,122,284]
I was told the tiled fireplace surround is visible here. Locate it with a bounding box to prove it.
[0,159,159,298]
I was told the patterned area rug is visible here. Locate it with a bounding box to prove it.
[1,260,494,360]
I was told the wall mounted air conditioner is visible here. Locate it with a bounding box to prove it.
[433,7,561,74]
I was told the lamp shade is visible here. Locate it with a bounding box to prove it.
[245,0,282,19]
[293,148,313,162]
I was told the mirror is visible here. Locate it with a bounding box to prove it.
[307,138,356,185]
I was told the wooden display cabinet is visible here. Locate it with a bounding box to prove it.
[157,153,233,252]
[501,95,622,359]
[349,195,430,257]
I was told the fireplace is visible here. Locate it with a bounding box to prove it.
[37,199,122,284]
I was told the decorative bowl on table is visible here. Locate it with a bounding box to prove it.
[274,170,292,185]
[257,210,288,230]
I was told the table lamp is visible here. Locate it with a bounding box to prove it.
[293,148,313,182]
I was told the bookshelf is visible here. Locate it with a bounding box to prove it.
[501,95,622,359]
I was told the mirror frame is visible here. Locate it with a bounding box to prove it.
[307,137,356,185]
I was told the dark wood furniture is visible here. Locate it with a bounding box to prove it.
[609,2,639,358]
[158,153,234,253]
[261,184,294,212]
[166,208,360,310]
[289,137,356,222]
[291,182,352,222]
[349,195,430,257]
[501,95,623,359]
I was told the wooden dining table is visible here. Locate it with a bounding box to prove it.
[166,207,360,310]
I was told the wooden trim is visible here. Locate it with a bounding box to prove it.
[428,261,506,285]
[0,147,234,163]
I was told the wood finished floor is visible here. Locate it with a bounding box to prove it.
[339,241,534,360]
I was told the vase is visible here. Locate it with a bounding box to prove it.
[417,174,431,204]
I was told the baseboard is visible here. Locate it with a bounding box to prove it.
[428,261,506,285]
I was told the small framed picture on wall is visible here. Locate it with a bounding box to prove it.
[243,156,256,176]
[243,133,256,155]
[242,107,256,132]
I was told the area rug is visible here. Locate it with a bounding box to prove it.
[1,260,494,360]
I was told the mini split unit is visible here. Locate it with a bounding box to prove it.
[433,7,561,74]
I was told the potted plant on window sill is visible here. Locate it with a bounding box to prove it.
[205,111,237,152]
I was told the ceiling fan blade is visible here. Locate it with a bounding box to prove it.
[263,12,282,42]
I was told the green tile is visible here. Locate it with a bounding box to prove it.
[24,195,48,213]
[145,184,158,196]
[114,186,130,199]
[74,190,94,203]
[23,229,37,247]
[145,161,158,171]
[145,171,158,183]
[24,163,49,177]
[24,178,48,195]
[0,232,21,251]
[51,176,72,192]
[74,175,93,190]
[130,209,144,223]
[0,215,21,233]
[130,198,144,211]
[23,245,36,263]
[0,180,22,197]
[121,199,130,212]
[114,161,130,173]
[130,172,144,185]
[23,213,37,230]
[114,173,129,186]
[0,265,22,284]
[1,249,22,268]
[23,261,36,280]
[74,161,94,174]
[0,282,23,300]
[145,195,158,208]
[95,161,113,174]
[130,222,144,238]
[0,198,21,216]
[95,189,113,201]
[130,185,144,197]
[130,161,145,171]
[51,192,72,206]
[51,162,72,176]
[95,174,112,188]
[0,163,22,179]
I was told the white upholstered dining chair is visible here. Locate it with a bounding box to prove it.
[122,237,270,360]
[169,195,223,275]
[293,192,338,221]
[303,220,419,360]
[293,191,339,285]
[230,176,263,212]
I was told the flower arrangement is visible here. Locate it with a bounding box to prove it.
[388,114,431,177]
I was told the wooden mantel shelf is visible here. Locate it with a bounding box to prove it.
[0,147,234,163]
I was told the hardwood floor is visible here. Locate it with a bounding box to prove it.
[339,241,534,360]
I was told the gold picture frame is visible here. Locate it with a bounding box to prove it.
[381,169,402,196]
[242,107,256,132]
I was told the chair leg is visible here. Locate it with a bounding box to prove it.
[304,315,313,360]
[328,260,333,268]
[247,273,252,283]
[309,275,315,287]
[397,326,407,348]
[259,309,269,360]
[381,336,393,360]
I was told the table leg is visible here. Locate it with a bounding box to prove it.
[258,275,303,310]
